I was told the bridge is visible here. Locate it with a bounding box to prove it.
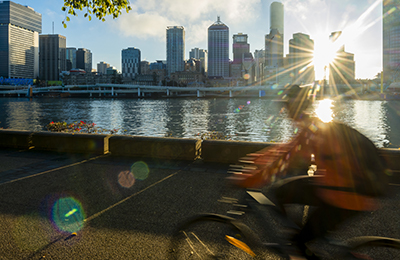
[0,83,291,98]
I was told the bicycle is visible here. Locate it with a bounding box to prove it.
[168,145,400,259]
[168,183,400,259]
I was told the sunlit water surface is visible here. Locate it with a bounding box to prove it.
[0,98,399,148]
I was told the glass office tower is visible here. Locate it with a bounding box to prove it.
[0,1,42,79]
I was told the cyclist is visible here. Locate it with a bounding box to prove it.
[243,85,389,259]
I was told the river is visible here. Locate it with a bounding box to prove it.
[0,97,399,148]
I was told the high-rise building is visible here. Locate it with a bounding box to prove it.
[328,32,355,87]
[0,1,41,79]
[383,0,400,82]
[189,48,208,74]
[232,33,250,64]
[76,48,92,73]
[66,47,77,71]
[121,47,141,78]
[265,2,284,68]
[167,26,185,76]
[254,49,266,83]
[231,33,253,79]
[208,17,229,78]
[39,34,67,81]
[270,1,284,35]
[97,61,110,75]
[141,61,150,74]
[329,47,355,86]
[287,33,315,84]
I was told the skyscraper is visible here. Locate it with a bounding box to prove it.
[208,17,229,78]
[189,48,207,74]
[97,61,111,75]
[287,33,315,84]
[66,47,77,71]
[328,32,355,87]
[383,0,400,82]
[76,48,92,73]
[231,33,253,79]
[39,34,66,81]
[121,47,141,78]
[232,33,250,64]
[265,2,284,68]
[0,1,41,79]
[166,26,185,76]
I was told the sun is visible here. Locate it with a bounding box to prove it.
[312,32,341,80]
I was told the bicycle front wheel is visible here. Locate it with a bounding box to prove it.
[168,214,264,260]
[347,236,400,259]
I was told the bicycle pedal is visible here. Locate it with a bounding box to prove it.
[246,191,276,206]
[227,210,246,216]
[218,196,239,204]
[233,203,248,208]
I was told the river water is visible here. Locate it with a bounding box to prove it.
[0,97,399,148]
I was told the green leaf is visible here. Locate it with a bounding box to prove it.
[63,23,67,28]
[66,16,70,22]
[61,7,66,11]
[84,13,88,17]
[89,15,91,21]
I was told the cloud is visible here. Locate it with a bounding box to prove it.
[112,0,261,43]
[282,0,327,16]
[113,11,177,41]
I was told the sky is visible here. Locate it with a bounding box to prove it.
[14,0,383,80]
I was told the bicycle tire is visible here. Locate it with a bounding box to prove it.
[168,213,268,260]
[346,236,400,259]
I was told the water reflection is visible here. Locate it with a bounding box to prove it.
[0,98,397,147]
[6,100,42,131]
[334,100,390,148]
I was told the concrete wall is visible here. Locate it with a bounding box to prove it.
[201,139,271,164]
[0,129,109,155]
[109,135,201,161]
[31,132,109,154]
[0,130,399,171]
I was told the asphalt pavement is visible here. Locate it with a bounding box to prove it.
[0,148,399,259]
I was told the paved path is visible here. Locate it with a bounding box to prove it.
[0,148,399,259]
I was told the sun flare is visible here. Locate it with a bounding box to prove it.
[312,34,340,80]
[314,99,334,123]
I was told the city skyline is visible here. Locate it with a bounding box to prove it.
[12,0,382,80]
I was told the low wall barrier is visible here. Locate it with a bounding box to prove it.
[31,132,110,154]
[201,139,271,164]
[0,130,399,172]
[0,130,109,154]
[0,130,33,149]
[109,135,201,161]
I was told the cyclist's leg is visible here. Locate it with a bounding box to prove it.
[294,203,360,259]
[269,175,324,213]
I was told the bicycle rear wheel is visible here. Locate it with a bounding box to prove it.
[168,214,265,260]
[347,236,400,259]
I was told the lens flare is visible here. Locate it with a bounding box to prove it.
[243,74,250,80]
[52,197,85,234]
[130,161,149,180]
[118,170,135,188]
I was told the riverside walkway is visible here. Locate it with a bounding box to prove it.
[0,145,400,259]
